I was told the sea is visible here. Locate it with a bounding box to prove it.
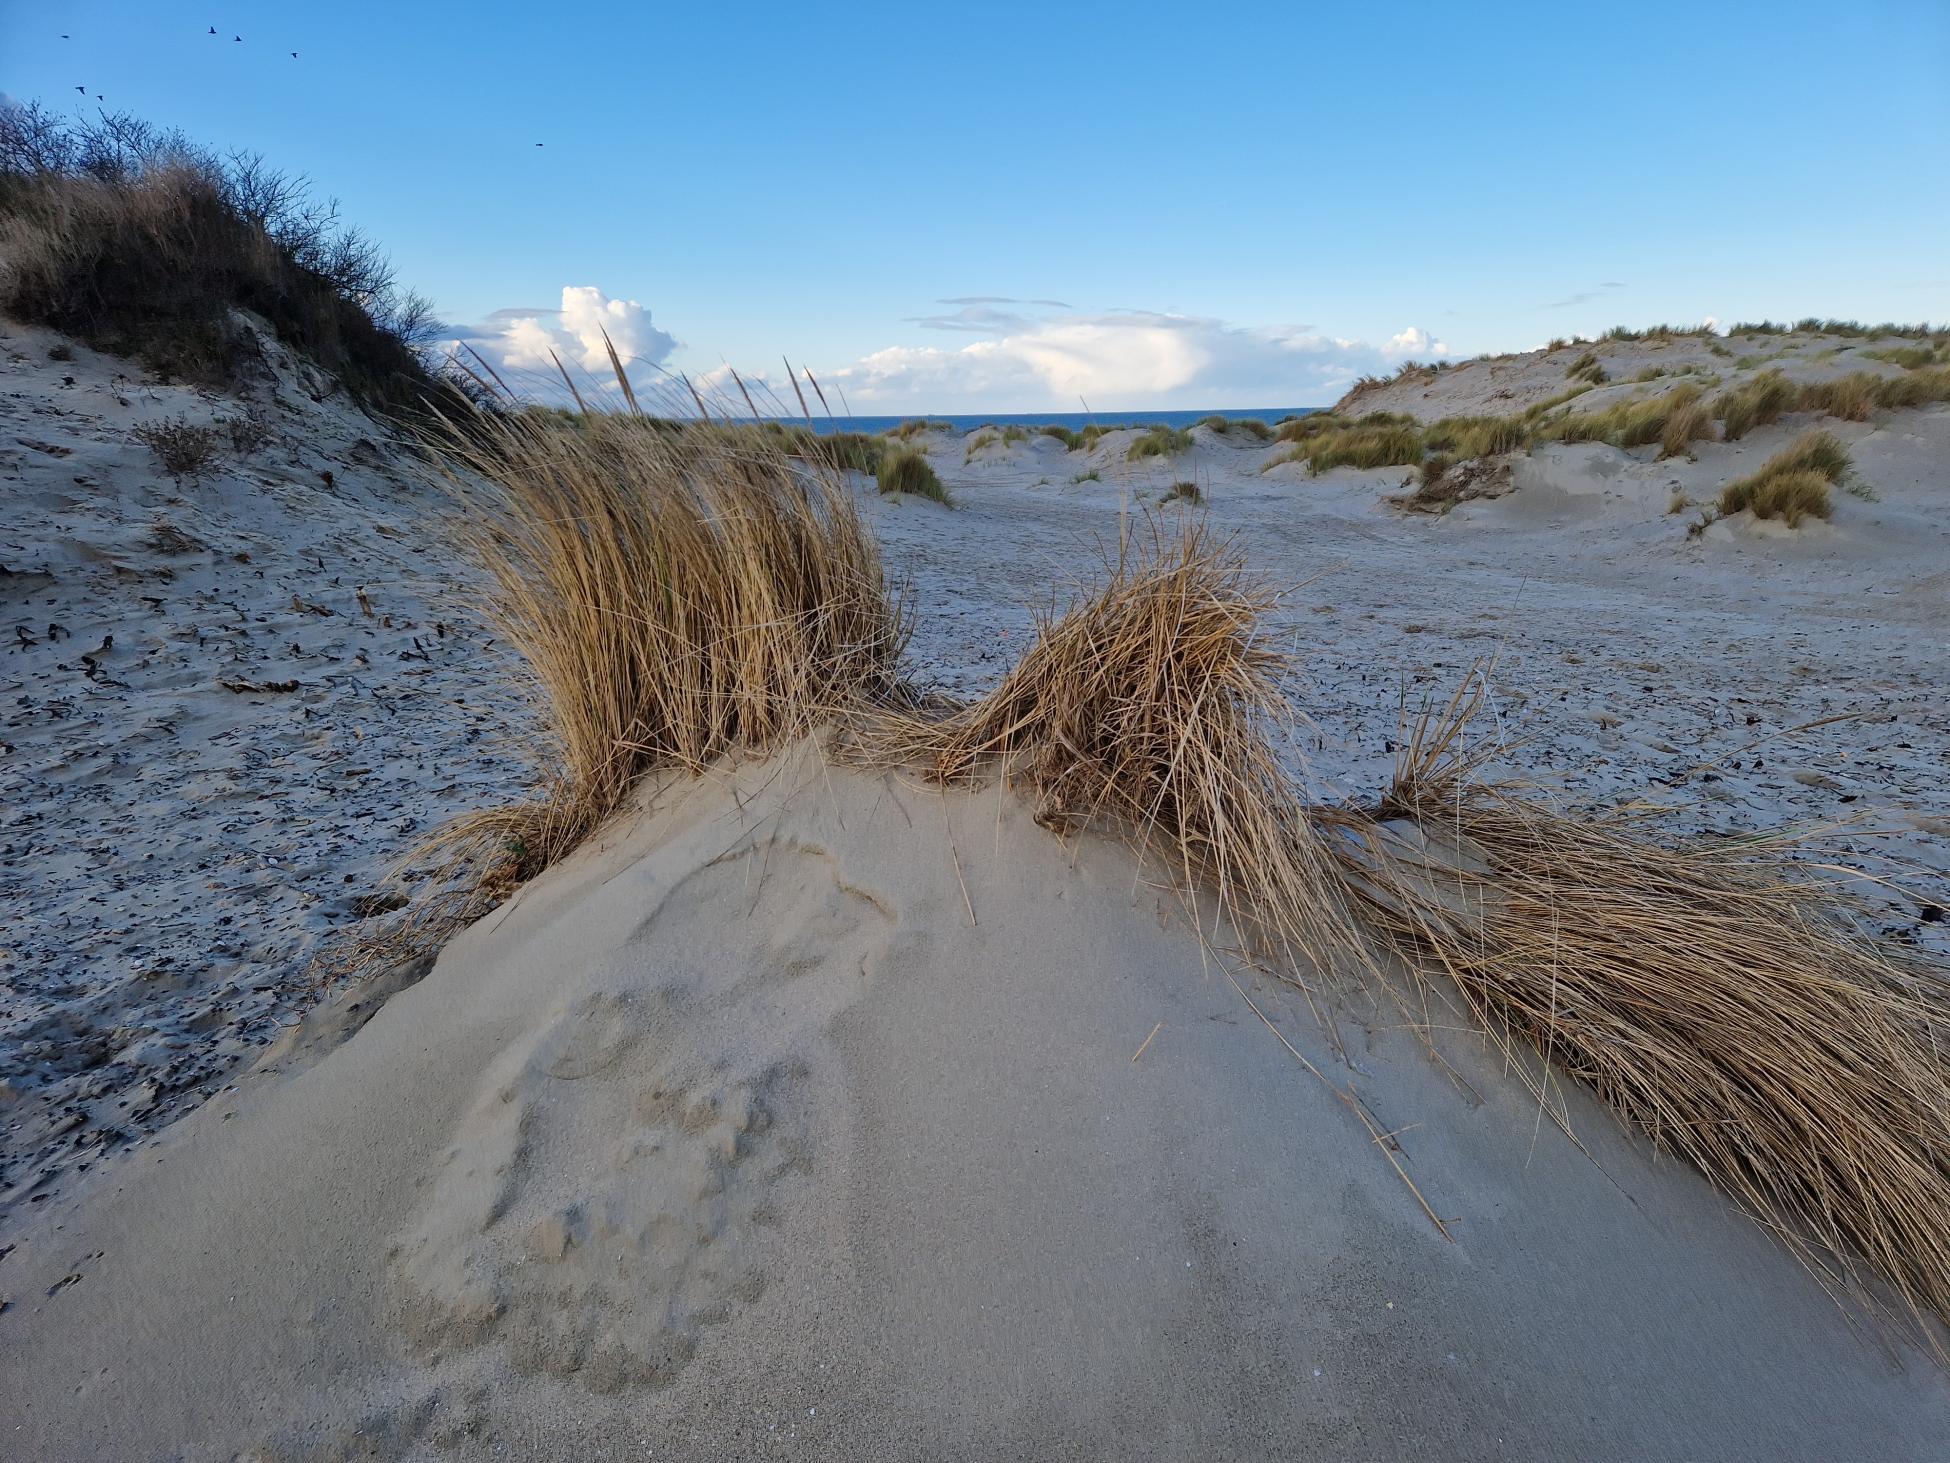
[790,408,1322,436]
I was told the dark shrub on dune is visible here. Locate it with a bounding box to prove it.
[0,103,460,415]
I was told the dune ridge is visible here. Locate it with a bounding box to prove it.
[5,741,1950,1460]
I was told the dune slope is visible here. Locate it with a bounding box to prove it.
[2,741,1946,1461]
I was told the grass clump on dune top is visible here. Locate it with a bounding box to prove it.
[801,430,884,474]
[1718,470,1833,527]
[870,530,1950,1341]
[886,418,951,440]
[1868,365,1950,409]
[1540,383,1712,457]
[877,445,952,504]
[1796,366,1950,416]
[1864,343,1950,370]
[1274,412,1345,443]
[1713,369,1798,439]
[1126,424,1194,461]
[1420,414,1532,459]
[384,421,1950,1357]
[1730,318,1943,340]
[861,522,1367,980]
[1564,349,1607,384]
[1797,372,1881,422]
[1716,430,1849,526]
[1065,422,1134,451]
[1197,415,1274,440]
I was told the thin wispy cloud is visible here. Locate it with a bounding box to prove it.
[913,296,1075,332]
[905,304,1033,333]
[1543,281,1628,310]
[935,295,1072,308]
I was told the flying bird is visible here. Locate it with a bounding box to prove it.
[291,51,298,58]
[75,85,86,94]
[208,26,217,35]
[234,35,243,42]
[535,142,544,147]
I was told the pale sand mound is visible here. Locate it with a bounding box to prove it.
[3,744,1946,1460]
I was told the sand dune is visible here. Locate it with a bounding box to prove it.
[3,741,1947,1459]
[1333,326,1932,422]
[0,319,535,1216]
[5,319,1949,1457]
[872,392,1949,964]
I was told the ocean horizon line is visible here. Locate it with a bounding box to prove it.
[768,406,1327,435]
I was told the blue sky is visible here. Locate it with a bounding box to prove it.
[5,1,1946,409]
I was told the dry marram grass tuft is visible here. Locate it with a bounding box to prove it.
[1717,430,1850,526]
[877,445,951,503]
[415,409,905,900]
[857,521,1368,982]
[1325,685,1950,1358]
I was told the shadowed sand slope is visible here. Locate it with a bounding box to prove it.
[2,743,1946,1460]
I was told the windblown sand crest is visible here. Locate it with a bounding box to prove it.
[3,740,1945,1460]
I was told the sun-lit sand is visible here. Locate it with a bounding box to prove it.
[4,740,1948,1459]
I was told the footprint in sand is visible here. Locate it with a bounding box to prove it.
[387,986,802,1391]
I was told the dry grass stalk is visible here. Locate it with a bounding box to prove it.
[318,400,908,982]
[433,409,903,874]
[1328,684,1950,1358]
[857,518,1369,982]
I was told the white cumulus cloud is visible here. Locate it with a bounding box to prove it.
[486,286,677,374]
[824,310,1447,412]
[1384,325,1447,359]
[448,294,1446,414]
